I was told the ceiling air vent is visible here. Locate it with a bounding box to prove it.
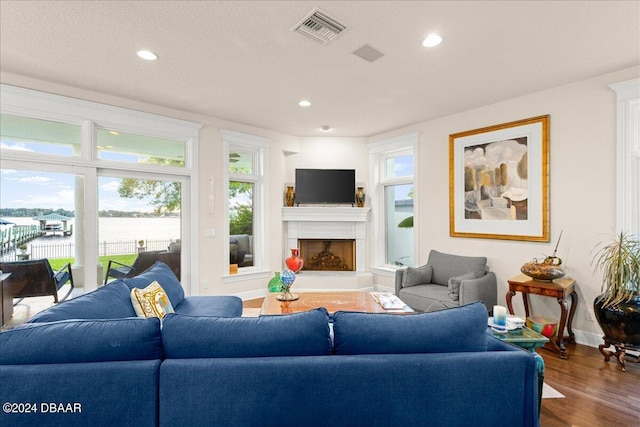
[292,8,347,44]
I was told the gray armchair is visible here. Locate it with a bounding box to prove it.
[395,250,497,313]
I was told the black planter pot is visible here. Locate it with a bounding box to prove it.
[594,294,640,371]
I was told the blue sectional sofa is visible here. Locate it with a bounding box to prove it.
[27,261,243,322]
[0,262,540,427]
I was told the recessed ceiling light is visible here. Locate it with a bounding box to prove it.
[321,125,331,131]
[137,50,158,60]
[422,34,443,47]
[298,100,311,107]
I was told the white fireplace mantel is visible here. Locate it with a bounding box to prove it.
[282,207,370,272]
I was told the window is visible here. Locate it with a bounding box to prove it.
[223,130,269,279]
[369,133,417,271]
[1,84,199,293]
[1,113,81,156]
[610,79,640,237]
[97,128,186,166]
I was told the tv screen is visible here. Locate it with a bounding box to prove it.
[295,169,356,205]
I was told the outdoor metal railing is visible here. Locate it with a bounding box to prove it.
[0,239,176,262]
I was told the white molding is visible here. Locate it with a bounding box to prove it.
[610,79,640,236]
[223,130,269,280]
[282,206,370,222]
[368,133,418,269]
[283,207,370,272]
[1,84,201,140]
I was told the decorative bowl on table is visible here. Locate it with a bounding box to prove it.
[521,257,564,281]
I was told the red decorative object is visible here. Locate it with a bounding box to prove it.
[285,248,304,273]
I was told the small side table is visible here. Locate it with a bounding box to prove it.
[506,274,577,359]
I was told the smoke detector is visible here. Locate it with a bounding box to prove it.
[353,44,384,63]
[292,8,347,44]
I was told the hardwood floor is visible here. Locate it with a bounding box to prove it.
[538,343,640,427]
[242,298,640,426]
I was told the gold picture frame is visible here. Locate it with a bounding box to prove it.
[449,115,550,242]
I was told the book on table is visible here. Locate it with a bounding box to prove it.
[369,292,407,310]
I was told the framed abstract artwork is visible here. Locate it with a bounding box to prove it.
[449,115,550,242]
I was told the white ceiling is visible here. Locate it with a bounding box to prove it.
[1,1,639,137]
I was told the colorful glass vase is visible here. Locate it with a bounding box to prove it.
[268,272,283,292]
[277,269,299,301]
[285,248,304,273]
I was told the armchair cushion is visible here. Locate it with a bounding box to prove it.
[402,264,432,288]
[448,272,477,301]
[428,250,487,286]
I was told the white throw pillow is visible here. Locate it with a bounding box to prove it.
[131,280,175,318]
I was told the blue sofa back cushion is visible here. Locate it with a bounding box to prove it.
[122,261,184,307]
[0,317,163,365]
[332,302,488,355]
[28,281,136,322]
[162,308,332,358]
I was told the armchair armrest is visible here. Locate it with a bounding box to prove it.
[53,262,74,302]
[104,259,135,285]
[459,271,497,313]
[395,268,406,296]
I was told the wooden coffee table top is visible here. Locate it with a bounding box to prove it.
[260,291,414,315]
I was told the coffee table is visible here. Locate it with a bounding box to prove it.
[261,291,414,315]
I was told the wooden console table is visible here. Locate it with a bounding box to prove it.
[506,274,577,359]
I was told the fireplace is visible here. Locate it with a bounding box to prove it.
[299,239,355,271]
[282,206,369,273]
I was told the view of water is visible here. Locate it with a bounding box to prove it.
[2,217,181,248]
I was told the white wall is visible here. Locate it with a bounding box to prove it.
[370,66,640,345]
[284,137,369,185]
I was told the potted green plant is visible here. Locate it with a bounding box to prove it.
[591,231,640,371]
[18,243,28,253]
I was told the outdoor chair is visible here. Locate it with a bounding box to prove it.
[0,258,74,305]
[104,250,180,285]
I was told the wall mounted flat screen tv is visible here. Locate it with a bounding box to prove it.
[295,169,356,205]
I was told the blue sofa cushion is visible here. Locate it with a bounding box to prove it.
[28,281,136,322]
[162,308,332,358]
[173,295,243,317]
[332,301,488,355]
[0,317,162,365]
[428,250,487,286]
[122,261,184,307]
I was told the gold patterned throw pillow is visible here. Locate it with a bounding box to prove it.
[130,281,175,318]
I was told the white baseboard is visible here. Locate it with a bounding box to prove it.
[573,329,639,356]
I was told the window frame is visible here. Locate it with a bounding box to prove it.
[610,79,640,238]
[368,133,418,274]
[0,84,200,293]
[222,129,270,282]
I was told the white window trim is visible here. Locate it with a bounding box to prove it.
[1,84,201,293]
[368,133,418,275]
[610,79,640,237]
[222,130,270,282]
